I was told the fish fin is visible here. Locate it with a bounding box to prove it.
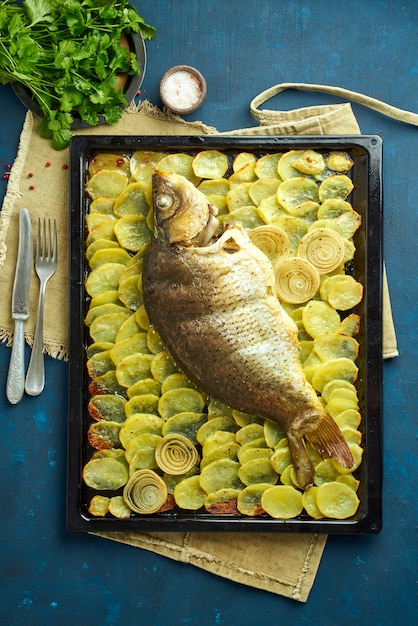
[305,407,354,470]
[286,430,315,490]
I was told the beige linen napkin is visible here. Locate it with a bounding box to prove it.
[0,90,399,601]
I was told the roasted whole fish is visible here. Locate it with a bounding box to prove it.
[142,170,353,490]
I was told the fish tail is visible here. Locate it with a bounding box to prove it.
[305,407,354,470]
[287,408,354,491]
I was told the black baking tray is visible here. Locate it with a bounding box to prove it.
[67,135,383,533]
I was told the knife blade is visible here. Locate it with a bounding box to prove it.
[6,208,33,404]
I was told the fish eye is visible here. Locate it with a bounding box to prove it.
[156,192,174,210]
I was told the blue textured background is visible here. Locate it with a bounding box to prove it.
[1,1,417,624]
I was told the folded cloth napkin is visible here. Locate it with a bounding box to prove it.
[0,89,400,601]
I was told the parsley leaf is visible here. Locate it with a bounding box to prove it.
[0,0,156,149]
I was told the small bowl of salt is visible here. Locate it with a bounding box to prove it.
[159,65,207,114]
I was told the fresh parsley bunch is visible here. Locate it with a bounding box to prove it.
[0,0,155,149]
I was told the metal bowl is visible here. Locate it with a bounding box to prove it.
[12,32,146,129]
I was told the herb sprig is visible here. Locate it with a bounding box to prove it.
[0,0,155,149]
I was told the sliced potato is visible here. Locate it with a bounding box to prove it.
[254,153,282,179]
[88,495,110,517]
[333,408,362,430]
[317,198,353,220]
[118,274,143,310]
[318,174,354,202]
[108,495,132,519]
[124,393,160,417]
[88,370,126,396]
[115,352,154,388]
[86,238,119,261]
[311,357,359,392]
[87,420,122,450]
[249,177,280,205]
[86,168,128,200]
[88,153,130,176]
[237,483,273,516]
[83,457,129,490]
[238,458,278,486]
[292,150,326,175]
[89,311,132,343]
[86,350,115,378]
[150,349,179,382]
[199,459,243,494]
[113,181,150,217]
[158,388,206,421]
[229,161,257,185]
[197,178,230,196]
[119,414,165,447]
[235,423,265,445]
[86,212,116,232]
[313,333,359,362]
[302,300,341,338]
[114,214,152,252]
[269,215,308,251]
[261,485,303,519]
[87,394,127,423]
[337,313,361,337]
[196,416,238,444]
[130,150,167,182]
[321,379,358,404]
[127,377,161,399]
[277,150,309,179]
[221,206,264,231]
[156,153,200,185]
[302,486,323,519]
[110,332,149,365]
[257,195,287,223]
[88,247,131,270]
[204,489,240,515]
[276,177,319,211]
[89,196,115,215]
[233,152,256,172]
[86,341,114,359]
[321,275,363,311]
[263,420,286,448]
[85,262,126,297]
[200,442,240,470]
[162,412,207,445]
[85,303,130,327]
[316,481,360,519]
[161,373,194,394]
[115,313,141,343]
[270,444,292,475]
[192,150,229,179]
[226,182,252,210]
[173,475,206,510]
[86,219,117,245]
[325,152,354,173]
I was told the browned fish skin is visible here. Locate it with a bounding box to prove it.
[143,172,353,490]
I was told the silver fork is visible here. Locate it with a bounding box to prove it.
[25,218,58,396]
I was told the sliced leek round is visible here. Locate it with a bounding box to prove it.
[249,225,290,266]
[274,257,320,304]
[297,227,345,274]
[155,434,199,474]
[123,469,168,514]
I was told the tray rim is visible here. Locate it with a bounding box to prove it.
[67,134,383,534]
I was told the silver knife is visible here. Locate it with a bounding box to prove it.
[6,208,33,404]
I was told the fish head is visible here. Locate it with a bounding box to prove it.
[152,171,219,246]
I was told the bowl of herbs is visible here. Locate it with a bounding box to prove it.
[0,0,155,149]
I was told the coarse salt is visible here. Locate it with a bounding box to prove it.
[160,66,206,114]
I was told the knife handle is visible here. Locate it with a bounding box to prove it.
[6,319,26,404]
